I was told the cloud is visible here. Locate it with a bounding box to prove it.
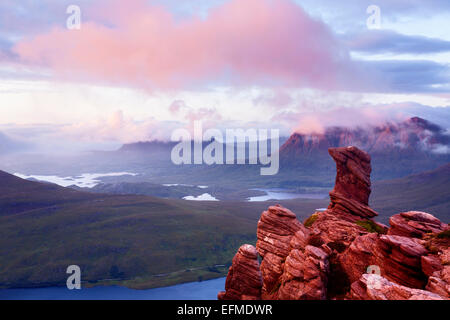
[360,59,450,93]
[13,0,353,91]
[272,102,450,134]
[344,30,450,54]
[62,110,181,143]
[295,0,450,30]
[5,0,450,96]
[253,89,293,108]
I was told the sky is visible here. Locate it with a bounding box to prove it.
[0,0,449,151]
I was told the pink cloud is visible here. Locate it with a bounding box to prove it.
[273,104,413,135]
[62,110,177,143]
[13,0,352,90]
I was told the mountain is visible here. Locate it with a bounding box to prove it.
[279,117,450,180]
[371,163,450,222]
[118,140,176,154]
[280,117,448,157]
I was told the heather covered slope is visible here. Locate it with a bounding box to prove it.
[0,170,101,216]
[371,163,450,222]
[0,170,326,289]
[1,155,448,291]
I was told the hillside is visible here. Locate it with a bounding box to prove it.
[0,170,326,289]
[0,170,101,216]
[371,163,450,222]
[1,159,448,290]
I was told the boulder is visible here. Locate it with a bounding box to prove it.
[388,211,447,238]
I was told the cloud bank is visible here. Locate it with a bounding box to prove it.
[13,0,353,91]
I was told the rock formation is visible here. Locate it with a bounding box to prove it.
[218,244,263,300]
[277,245,329,300]
[388,211,447,238]
[255,205,303,299]
[219,146,449,300]
[350,274,443,300]
[339,233,429,288]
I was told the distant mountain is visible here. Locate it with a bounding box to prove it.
[118,140,177,153]
[371,163,450,223]
[394,104,450,130]
[280,117,448,158]
[279,117,450,180]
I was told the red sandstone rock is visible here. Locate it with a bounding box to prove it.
[339,234,429,289]
[327,146,377,219]
[256,205,304,299]
[426,266,450,299]
[350,274,444,300]
[309,210,369,250]
[307,146,380,254]
[218,146,449,301]
[425,249,450,298]
[388,211,447,238]
[278,245,329,300]
[421,255,443,277]
[218,244,263,300]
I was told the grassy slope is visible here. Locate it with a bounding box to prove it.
[0,171,326,289]
[370,163,450,224]
[2,162,448,290]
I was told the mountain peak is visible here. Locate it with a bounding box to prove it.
[281,117,449,161]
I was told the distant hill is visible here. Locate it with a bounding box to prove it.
[279,117,450,181]
[281,117,448,157]
[0,170,100,216]
[118,140,177,154]
[371,163,450,223]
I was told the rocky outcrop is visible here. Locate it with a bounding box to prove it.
[327,146,378,219]
[255,205,303,299]
[278,245,329,300]
[339,234,428,289]
[388,211,447,238]
[305,147,382,255]
[426,267,450,299]
[425,248,450,298]
[350,274,443,300]
[219,146,449,300]
[421,255,443,277]
[218,244,263,300]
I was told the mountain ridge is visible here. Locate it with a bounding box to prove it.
[280,117,449,159]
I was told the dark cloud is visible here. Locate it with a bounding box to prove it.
[361,59,450,93]
[344,30,450,54]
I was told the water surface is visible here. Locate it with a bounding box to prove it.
[248,189,327,202]
[14,172,138,188]
[0,277,226,300]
